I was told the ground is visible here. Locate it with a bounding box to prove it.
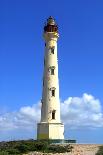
[68,144,101,155]
[24,144,102,155]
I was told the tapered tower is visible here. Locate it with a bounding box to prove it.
[37,16,64,140]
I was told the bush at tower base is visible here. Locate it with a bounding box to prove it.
[0,139,73,154]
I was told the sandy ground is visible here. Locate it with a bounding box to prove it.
[25,144,102,155]
[67,144,101,155]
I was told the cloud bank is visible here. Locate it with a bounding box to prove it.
[61,93,103,129]
[0,93,103,134]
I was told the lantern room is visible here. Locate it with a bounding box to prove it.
[44,16,58,33]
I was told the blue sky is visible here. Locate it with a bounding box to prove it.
[0,0,103,143]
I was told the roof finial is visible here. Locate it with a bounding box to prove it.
[47,16,55,25]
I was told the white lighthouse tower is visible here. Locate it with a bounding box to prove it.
[37,16,64,140]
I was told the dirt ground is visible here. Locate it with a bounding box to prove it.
[25,144,103,155]
[67,144,101,155]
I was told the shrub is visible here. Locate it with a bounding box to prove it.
[0,139,73,154]
[6,148,20,155]
[0,151,8,155]
[96,146,103,155]
[47,144,73,153]
[15,144,29,154]
[33,141,48,152]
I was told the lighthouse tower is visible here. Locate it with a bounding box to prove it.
[37,16,64,140]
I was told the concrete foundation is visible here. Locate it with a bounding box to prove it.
[37,122,64,140]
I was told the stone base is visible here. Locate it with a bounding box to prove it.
[37,122,64,140]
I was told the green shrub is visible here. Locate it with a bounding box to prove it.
[47,144,73,153]
[96,146,103,155]
[6,148,20,155]
[0,139,73,154]
[15,144,29,154]
[33,141,48,152]
[0,151,8,155]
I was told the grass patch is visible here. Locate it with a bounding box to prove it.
[0,139,73,154]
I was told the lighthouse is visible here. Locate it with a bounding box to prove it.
[37,16,64,140]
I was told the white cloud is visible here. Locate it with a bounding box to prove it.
[0,103,40,132]
[61,93,103,129]
[0,93,103,134]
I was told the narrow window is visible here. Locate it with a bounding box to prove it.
[48,66,55,75]
[51,48,54,54]
[51,68,54,75]
[52,89,55,97]
[52,111,55,119]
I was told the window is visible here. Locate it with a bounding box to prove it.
[52,110,56,119]
[51,68,54,75]
[51,48,54,54]
[49,87,56,97]
[49,47,55,54]
[49,66,55,75]
[52,89,55,97]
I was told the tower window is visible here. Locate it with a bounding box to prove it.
[52,89,55,97]
[52,110,56,119]
[51,68,54,75]
[51,48,54,54]
[49,66,55,75]
[49,87,56,97]
[49,47,55,54]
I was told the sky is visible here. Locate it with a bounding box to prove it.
[0,0,103,143]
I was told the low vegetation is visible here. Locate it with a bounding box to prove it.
[0,139,73,155]
[96,145,103,155]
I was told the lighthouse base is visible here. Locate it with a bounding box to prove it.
[37,122,64,140]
